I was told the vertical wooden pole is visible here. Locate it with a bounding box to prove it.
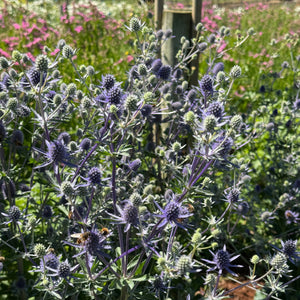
[190,0,202,86]
[155,0,164,30]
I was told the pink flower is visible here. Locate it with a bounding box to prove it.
[217,41,227,53]
[22,20,29,29]
[127,55,134,63]
[114,58,123,66]
[33,37,42,44]
[213,15,222,20]
[51,49,60,56]
[26,52,35,62]
[43,33,50,41]
[0,48,10,58]
[176,3,184,9]
[13,23,21,30]
[38,18,46,24]
[74,25,83,33]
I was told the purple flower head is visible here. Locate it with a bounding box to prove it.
[281,240,300,263]
[40,253,59,273]
[206,101,224,119]
[141,104,152,117]
[9,205,21,221]
[108,202,139,232]
[202,245,242,276]
[88,167,101,185]
[2,205,27,225]
[47,259,79,286]
[101,74,116,90]
[157,65,172,80]
[186,89,197,102]
[173,68,182,80]
[212,62,224,75]
[65,229,110,259]
[151,275,169,297]
[42,205,53,219]
[200,75,214,97]
[34,140,76,172]
[153,199,193,230]
[79,138,92,151]
[27,67,46,86]
[285,210,299,224]
[45,90,56,101]
[225,188,240,204]
[58,132,71,145]
[128,158,141,172]
[107,86,122,105]
[151,59,162,74]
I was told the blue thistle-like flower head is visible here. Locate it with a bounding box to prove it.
[58,132,71,145]
[9,205,21,221]
[42,205,53,219]
[88,167,101,185]
[108,202,139,232]
[157,65,172,80]
[58,261,71,279]
[107,86,122,105]
[212,62,224,76]
[151,59,162,74]
[202,245,242,276]
[40,253,59,273]
[206,101,224,119]
[281,240,299,263]
[101,74,116,90]
[128,158,141,172]
[79,138,92,151]
[48,140,67,163]
[153,199,193,230]
[200,75,214,96]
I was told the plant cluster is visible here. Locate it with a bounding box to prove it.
[0,8,299,300]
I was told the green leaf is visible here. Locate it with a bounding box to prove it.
[49,291,63,299]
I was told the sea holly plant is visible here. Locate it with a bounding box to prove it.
[0,16,299,300]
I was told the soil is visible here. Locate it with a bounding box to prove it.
[218,278,263,300]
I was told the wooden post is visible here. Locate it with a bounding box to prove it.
[154,0,164,31]
[190,0,202,86]
[161,10,193,67]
